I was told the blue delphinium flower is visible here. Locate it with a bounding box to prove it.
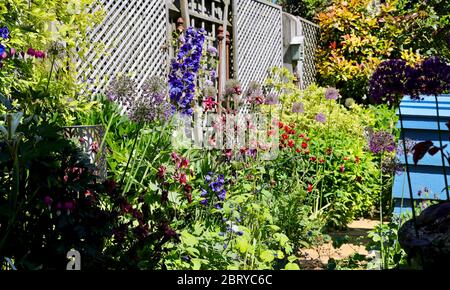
[200,172,227,206]
[169,27,206,115]
[0,43,5,55]
[0,26,9,39]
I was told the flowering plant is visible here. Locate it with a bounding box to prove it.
[169,27,206,115]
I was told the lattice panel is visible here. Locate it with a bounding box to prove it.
[233,0,283,90]
[76,0,169,94]
[298,17,319,88]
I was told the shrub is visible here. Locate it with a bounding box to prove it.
[316,0,449,102]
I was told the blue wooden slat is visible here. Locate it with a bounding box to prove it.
[392,169,448,200]
[392,94,450,215]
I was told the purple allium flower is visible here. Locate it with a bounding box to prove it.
[129,76,173,123]
[264,93,279,105]
[369,59,410,105]
[368,130,396,154]
[207,46,218,56]
[106,74,137,106]
[205,79,214,87]
[325,87,339,100]
[201,199,208,206]
[315,113,326,123]
[0,26,9,39]
[397,138,416,156]
[420,56,450,96]
[292,102,304,113]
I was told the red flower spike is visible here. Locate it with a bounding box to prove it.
[307,184,313,193]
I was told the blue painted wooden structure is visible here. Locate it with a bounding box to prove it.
[392,94,450,215]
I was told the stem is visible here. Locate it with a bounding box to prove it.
[46,56,56,93]
[119,124,141,190]
[379,157,385,269]
[434,94,450,200]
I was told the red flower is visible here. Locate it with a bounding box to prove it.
[304,149,310,155]
[299,134,305,139]
[278,122,284,129]
[310,156,317,162]
[180,158,190,169]
[288,140,295,148]
[296,148,301,153]
[284,125,290,132]
[305,137,311,142]
[307,184,313,193]
[330,41,337,50]
[157,165,167,179]
[339,165,345,173]
[177,173,187,185]
[282,134,289,140]
[319,159,325,164]
[301,142,308,149]
[203,96,217,111]
[355,156,360,163]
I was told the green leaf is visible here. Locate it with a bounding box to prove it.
[181,231,198,247]
[284,263,300,270]
[260,250,274,263]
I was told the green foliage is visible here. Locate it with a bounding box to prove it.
[264,68,397,228]
[0,0,104,123]
[316,0,449,102]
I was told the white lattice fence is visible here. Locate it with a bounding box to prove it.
[298,17,319,88]
[77,0,169,94]
[233,0,283,90]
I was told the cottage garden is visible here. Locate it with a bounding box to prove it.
[0,0,449,270]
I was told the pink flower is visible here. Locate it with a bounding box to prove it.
[0,52,6,59]
[44,196,53,207]
[225,149,233,159]
[79,137,86,143]
[178,173,187,185]
[9,48,15,56]
[64,201,74,210]
[27,47,36,56]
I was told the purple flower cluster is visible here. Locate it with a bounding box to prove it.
[368,130,396,155]
[129,76,175,123]
[200,172,226,208]
[369,59,409,105]
[292,102,304,113]
[369,57,450,104]
[325,87,339,100]
[169,27,206,115]
[0,26,9,61]
[418,57,450,96]
[315,112,326,123]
